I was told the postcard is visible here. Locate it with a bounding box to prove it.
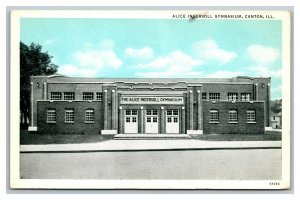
[10,10,291,189]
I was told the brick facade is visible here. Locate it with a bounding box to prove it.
[29,75,270,135]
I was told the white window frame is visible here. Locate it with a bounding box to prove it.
[46,109,56,123]
[96,92,103,101]
[50,92,62,100]
[228,93,238,101]
[65,109,74,123]
[85,109,95,123]
[247,110,256,123]
[241,93,251,101]
[209,93,220,101]
[63,92,75,100]
[82,92,94,100]
[228,110,238,123]
[209,109,219,123]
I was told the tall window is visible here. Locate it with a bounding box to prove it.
[63,92,75,100]
[209,93,220,101]
[202,92,207,100]
[241,93,251,101]
[209,109,219,123]
[50,92,62,100]
[228,110,238,123]
[247,110,256,122]
[65,109,74,123]
[82,92,94,100]
[85,109,95,123]
[227,93,238,101]
[96,92,103,101]
[46,109,56,123]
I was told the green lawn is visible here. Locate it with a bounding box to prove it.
[20,130,281,145]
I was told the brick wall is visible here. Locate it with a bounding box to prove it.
[37,101,103,134]
[203,101,265,134]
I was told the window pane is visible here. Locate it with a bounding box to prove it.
[209,109,219,123]
[228,110,238,122]
[132,117,137,122]
[125,110,131,115]
[147,117,151,122]
[153,117,158,123]
[65,109,74,123]
[173,110,179,115]
[247,110,256,122]
[174,117,178,123]
[63,92,75,100]
[209,93,220,101]
[82,92,94,100]
[152,110,158,115]
[132,110,137,115]
[126,117,130,122]
[167,117,172,122]
[46,109,56,123]
[85,109,95,123]
[96,92,103,101]
[50,92,62,100]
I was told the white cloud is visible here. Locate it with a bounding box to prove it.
[247,45,279,65]
[125,47,153,59]
[58,64,98,77]
[74,49,122,69]
[248,65,282,78]
[205,70,244,78]
[193,39,237,64]
[59,40,123,77]
[134,51,203,78]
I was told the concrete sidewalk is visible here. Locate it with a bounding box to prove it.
[20,139,282,153]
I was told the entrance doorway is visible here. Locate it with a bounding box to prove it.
[145,110,159,133]
[166,109,180,134]
[124,109,138,133]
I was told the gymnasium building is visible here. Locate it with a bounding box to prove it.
[28,75,271,135]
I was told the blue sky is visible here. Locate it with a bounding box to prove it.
[21,18,282,99]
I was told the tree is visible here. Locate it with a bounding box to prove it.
[270,99,282,115]
[20,42,58,128]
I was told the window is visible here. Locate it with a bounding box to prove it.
[63,92,75,100]
[96,92,103,101]
[50,92,62,100]
[228,93,238,101]
[209,109,219,123]
[147,117,151,122]
[153,117,158,123]
[209,93,220,101]
[173,110,179,115]
[132,117,137,122]
[228,110,238,123]
[65,109,74,123]
[167,117,172,122]
[126,117,130,122]
[202,92,207,100]
[174,117,178,123]
[247,110,256,123]
[241,93,251,101]
[167,110,172,115]
[85,109,95,123]
[152,110,158,115]
[82,92,94,100]
[46,109,56,123]
[131,110,137,115]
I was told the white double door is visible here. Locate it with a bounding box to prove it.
[124,109,138,134]
[166,110,180,134]
[145,110,159,134]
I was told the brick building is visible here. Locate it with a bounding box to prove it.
[28,75,271,135]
